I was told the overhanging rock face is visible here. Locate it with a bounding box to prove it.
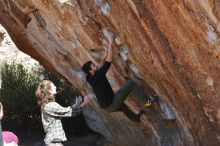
[0,0,220,146]
[0,31,4,45]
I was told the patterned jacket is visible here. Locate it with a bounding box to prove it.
[41,102,81,144]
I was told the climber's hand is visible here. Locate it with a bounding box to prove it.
[107,33,114,46]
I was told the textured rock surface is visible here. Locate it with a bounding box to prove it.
[0,25,38,66]
[0,31,4,44]
[0,0,220,146]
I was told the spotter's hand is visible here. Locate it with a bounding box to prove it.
[72,96,82,108]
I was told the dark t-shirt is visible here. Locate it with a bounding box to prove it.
[86,61,114,108]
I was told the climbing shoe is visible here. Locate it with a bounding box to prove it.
[149,95,159,103]
[144,95,159,107]
[144,100,152,107]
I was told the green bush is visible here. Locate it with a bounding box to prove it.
[0,62,80,122]
[0,62,40,120]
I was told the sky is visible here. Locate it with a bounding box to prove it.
[0,25,38,66]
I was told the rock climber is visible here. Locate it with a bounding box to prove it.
[81,32,158,122]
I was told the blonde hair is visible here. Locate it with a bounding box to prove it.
[35,80,55,106]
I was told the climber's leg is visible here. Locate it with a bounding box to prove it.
[110,79,158,111]
[117,103,144,122]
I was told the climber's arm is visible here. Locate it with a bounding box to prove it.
[105,33,113,62]
[99,47,108,68]
[99,33,113,68]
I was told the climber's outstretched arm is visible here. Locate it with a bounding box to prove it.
[99,33,114,68]
[105,33,113,63]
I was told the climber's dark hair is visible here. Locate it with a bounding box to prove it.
[82,61,92,75]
